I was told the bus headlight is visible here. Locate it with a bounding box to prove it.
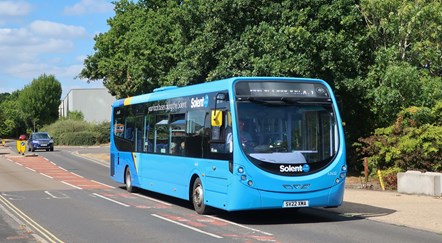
[247,180,253,186]
[238,167,244,173]
[241,175,247,181]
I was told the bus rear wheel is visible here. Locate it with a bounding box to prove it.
[192,177,210,214]
[125,168,136,193]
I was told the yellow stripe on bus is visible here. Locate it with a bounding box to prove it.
[124,97,132,106]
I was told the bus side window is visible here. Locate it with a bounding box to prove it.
[147,115,156,153]
[170,114,186,155]
[144,116,153,153]
[185,110,206,158]
[154,115,169,153]
[113,107,135,152]
[134,116,144,152]
[202,113,211,157]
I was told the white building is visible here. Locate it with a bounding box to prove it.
[59,88,116,123]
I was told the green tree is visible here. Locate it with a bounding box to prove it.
[0,91,25,138]
[80,0,367,99]
[80,0,183,98]
[18,74,62,131]
[349,0,442,127]
[0,93,10,103]
[80,0,442,174]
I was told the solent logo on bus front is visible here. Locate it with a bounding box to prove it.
[280,164,310,173]
[190,94,209,109]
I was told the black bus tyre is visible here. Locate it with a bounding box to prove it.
[192,177,210,214]
[125,168,136,193]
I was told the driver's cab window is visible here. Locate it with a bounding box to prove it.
[210,111,232,154]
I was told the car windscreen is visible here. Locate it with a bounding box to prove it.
[33,133,50,139]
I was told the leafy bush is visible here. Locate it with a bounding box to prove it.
[40,119,110,146]
[381,167,402,190]
[94,121,111,144]
[355,102,442,174]
[66,110,84,121]
[59,131,97,146]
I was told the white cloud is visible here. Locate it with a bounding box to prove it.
[64,0,113,15]
[0,20,82,80]
[0,28,32,45]
[76,54,87,63]
[0,27,74,55]
[0,1,32,17]
[0,1,112,95]
[29,20,86,38]
[5,61,81,85]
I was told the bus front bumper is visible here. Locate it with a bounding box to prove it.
[226,181,345,211]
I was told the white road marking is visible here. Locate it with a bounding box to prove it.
[40,173,53,179]
[205,215,273,236]
[70,172,84,178]
[25,167,36,172]
[134,193,172,206]
[58,167,68,171]
[44,191,69,199]
[151,214,223,239]
[91,180,115,189]
[61,181,83,190]
[93,193,130,207]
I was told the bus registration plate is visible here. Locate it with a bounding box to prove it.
[283,200,309,208]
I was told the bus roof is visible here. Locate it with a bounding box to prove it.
[113,76,326,107]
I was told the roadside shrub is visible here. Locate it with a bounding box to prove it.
[40,119,110,146]
[66,110,84,121]
[93,121,110,144]
[355,104,442,174]
[41,120,91,145]
[381,167,402,190]
[59,131,96,146]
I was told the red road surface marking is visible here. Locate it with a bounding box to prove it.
[6,155,110,190]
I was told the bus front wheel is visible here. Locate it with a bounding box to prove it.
[192,177,209,214]
[125,168,136,193]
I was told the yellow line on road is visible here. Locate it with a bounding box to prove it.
[0,194,63,243]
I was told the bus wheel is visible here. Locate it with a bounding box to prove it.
[192,177,209,214]
[125,168,135,193]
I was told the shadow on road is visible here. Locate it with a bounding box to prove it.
[123,186,396,226]
[325,200,396,219]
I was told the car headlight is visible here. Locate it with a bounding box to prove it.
[32,140,39,144]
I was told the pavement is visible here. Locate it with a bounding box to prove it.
[0,144,441,235]
[333,187,441,234]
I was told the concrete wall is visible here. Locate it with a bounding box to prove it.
[397,171,441,196]
[59,88,116,123]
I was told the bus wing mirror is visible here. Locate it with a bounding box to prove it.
[211,110,223,127]
[216,93,227,101]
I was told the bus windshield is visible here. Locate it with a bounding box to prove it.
[236,100,338,174]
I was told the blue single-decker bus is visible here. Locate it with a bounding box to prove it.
[110,77,347,214]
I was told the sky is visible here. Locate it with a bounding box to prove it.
[0,0,115,98]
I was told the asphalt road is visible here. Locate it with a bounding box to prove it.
[1,144,441,243]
